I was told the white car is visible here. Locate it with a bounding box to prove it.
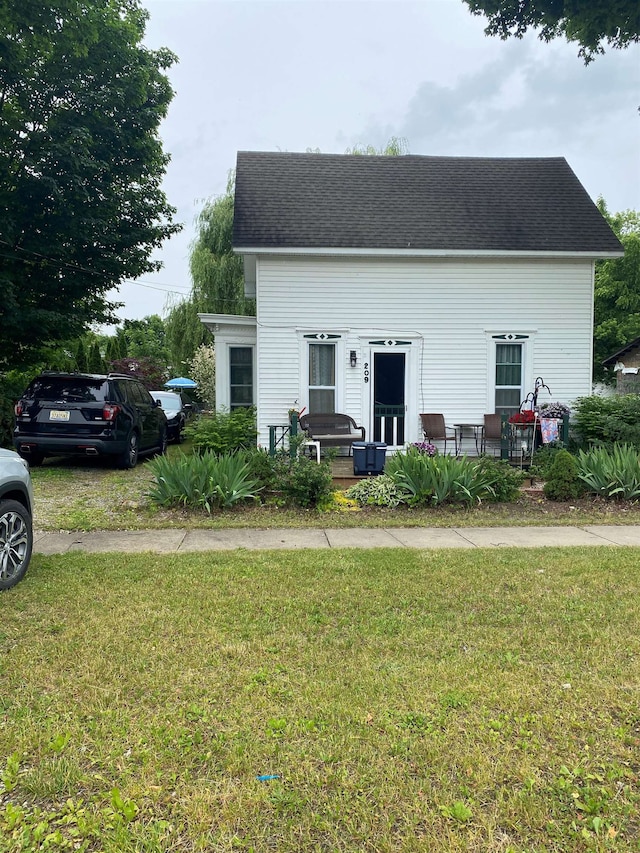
[0,448,34,590]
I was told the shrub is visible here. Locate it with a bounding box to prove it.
[529,443,565,480]
[186,407,257,454]
[474,457,526,502]
[147,450,262,512]
[243,447,281,491]
[345,474,405,508]
[542,450,583,501]
[0,371,33,448]
[576,443,640,500]
[188,344,216,409]
[385,447,500,506]
[572,395,640,449]
[272,455,334,508]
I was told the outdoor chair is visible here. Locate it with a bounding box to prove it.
[419,413,456,454]
[481,413,503,455]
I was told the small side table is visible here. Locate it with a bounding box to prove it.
[299,439,321,463]
[453,424,483,455]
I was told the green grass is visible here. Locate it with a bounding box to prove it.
[2,548,639,851]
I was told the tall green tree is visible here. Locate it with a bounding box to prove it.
[464,0,639,62]
[189,174,251,316]
[122,315,169,365]
[166,174,255,368]
[165,299,209,374]
[593,201,640,380]
[0,0,181,370]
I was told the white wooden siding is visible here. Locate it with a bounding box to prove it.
[255,255,593,446]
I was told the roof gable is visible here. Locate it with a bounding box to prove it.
[233,151,622,256]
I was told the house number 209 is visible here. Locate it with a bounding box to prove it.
[363,362,369,383]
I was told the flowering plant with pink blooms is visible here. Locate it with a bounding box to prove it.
[411,441,437,456]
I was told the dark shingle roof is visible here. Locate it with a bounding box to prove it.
[233,151,622,255]
[602,336,640,367]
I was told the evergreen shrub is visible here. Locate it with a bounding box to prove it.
[542,450,583,501]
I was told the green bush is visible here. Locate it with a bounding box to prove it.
[186,407,257,454]
[385,447,502,506]
[0,371,33,448]
[147,450,262,512]
[475,457,526,502]
[572,395,640,449]
[345,474,405,508]
[243,447,281,491]
[543,450,583,501]
[529,442,565,480]
[576,443,640,500]
[272,454,334,508]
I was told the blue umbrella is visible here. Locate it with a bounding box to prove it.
[165,377,198,389]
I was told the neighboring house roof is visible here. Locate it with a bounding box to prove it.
[233,151,623,256]
[602,336,640,367]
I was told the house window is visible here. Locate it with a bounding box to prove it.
[495,343,522,416]
[308,343,335,412]
[229,347,253,410]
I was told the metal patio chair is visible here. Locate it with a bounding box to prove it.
[419,413,456,454]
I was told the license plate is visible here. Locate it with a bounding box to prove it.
[49,410,70,421]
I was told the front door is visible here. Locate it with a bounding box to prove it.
[372,351,406,446]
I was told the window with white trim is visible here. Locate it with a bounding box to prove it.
[495,342,523,416]
[308,343,335,412]
[229,346,253,410]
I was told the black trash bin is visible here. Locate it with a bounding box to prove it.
[353,441,387,475]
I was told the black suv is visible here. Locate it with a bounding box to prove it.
[14,373,168,468]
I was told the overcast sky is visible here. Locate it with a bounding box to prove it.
[110,0,640,323]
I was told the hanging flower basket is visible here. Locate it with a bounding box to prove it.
[509,409,536,425]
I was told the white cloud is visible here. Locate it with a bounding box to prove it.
[111,0,640,322]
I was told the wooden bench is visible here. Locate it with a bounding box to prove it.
[298,413,365,455]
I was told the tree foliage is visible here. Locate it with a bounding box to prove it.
[122,315,169,365]
[189,344,216,409]
[166,173,255,368]
[593,201,640,381]
[344,136,410,156]
[464,0,639,62]
[109,356,167,390]
[0,0,181,370]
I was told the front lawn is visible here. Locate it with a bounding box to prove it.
[2,548,639,851]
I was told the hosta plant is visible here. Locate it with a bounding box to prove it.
[345,474,405,508]
[576,443,640,500]
[147,450,262,512]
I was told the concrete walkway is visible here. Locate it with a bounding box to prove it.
[33,525,640,554]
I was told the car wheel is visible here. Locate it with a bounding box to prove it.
[120,431,139,469]
[158,427,168,456]
[0,499,33,590]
